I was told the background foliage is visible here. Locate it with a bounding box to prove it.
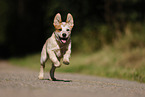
[0,0,145,58]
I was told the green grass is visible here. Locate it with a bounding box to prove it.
[8,23,145,83]
[9,46,145,83]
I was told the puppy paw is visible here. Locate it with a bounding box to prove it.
[63,61,69,65]
[38,73,44,80]
[63,59,70,65]
[49,77,57,81]
[54,62,61,68]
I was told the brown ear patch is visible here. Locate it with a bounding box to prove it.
[53,13,62,29]
[66,13,74,28]
[53,13,74,29]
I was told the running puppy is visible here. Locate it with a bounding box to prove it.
[38,13,74,80]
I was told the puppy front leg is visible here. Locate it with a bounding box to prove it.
[47,50,61,67]
[63,49,71,65]
[63,42,71,65]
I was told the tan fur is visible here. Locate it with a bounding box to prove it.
[38,13,74,80]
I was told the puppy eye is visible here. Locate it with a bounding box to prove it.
[66,29,70,31]
[58,29,62,31]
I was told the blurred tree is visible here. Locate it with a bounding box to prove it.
[5,0,47,56]
[0,0,145,57]
[0,0,9,44]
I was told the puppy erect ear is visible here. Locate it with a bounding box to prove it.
[66,13,74,27]
[53,13,62,27]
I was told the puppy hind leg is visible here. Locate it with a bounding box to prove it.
[50,64,56,81]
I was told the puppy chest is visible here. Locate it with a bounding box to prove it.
[54,48,67,58]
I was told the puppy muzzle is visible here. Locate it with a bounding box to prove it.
[55,33,70,44]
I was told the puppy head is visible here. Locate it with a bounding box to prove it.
[53,13,74,44]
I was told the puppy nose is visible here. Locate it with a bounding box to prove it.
[62,33,66,37]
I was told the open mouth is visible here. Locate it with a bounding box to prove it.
[59,37,68,43]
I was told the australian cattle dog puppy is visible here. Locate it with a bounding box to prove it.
[38,13,74,81]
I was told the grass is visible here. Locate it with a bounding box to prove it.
[9,45,145,83]
[9,27,145,83]
[8,23,145,83]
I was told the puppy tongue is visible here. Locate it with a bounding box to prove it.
[61,39,66,43]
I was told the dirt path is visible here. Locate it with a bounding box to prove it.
[0,61,145,97]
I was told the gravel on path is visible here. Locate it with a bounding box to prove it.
[0,61,145,97]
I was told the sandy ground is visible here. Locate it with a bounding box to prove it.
[0,61,145,97]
